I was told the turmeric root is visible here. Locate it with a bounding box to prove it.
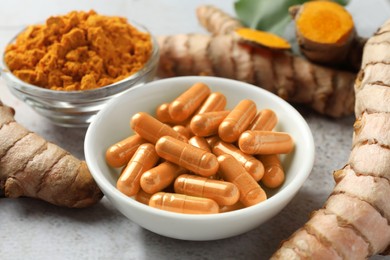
[290,1,366,71]
[157,33,356,117]
[272,18,390,259]
[0,101,103,208]
[159,5,357,117]
[196,5,242,35]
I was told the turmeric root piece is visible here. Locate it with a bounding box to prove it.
[197,6,291,50]
[290,1,366,71]
[157,33,356,117]
[304,210,370,259]
[272,18,390,259]
[160,5,356,117]
[196,5,242,35]
[325,193,390,254]
[235,28,291,50]
[0,101,103,208]
[276,229,341,259]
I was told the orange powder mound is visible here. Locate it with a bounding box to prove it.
[4,10,152,91]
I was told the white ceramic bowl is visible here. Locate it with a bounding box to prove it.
[84,76,315,241]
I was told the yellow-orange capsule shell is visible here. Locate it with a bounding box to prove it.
[219,201,245,213]
[116,143,159,197]
[155,136,219,177]
[258,154,285,188]
[169,82,211,122]
[156,103,177,124]
[188,136,211,152]
[196,92,227,114]
[174,174,239,206]
[105,134,145,168]
[190,110,230,137]
[131,112,187,144]
[140,161,187,194]
[217,154,267,207]
[249,109,278,131]
[239,130,294,155]
[212,139,264,181]
[135,189,153,205]
[149,192,219,214]
[173,125,192,139]
[218,99,257,143]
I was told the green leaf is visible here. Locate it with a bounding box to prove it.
[234,0,350,36]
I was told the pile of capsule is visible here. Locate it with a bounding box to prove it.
[105,82,294,214]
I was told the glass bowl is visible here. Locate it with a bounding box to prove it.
[84,76,315,241]
[0,22,159,128]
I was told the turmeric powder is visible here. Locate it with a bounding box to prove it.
[4,10,152,91]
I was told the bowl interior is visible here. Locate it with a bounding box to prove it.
[85,76,315,240]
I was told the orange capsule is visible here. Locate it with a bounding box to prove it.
[174,174,239,206]
[249,109,278,131]
[135,189,153,205]
[169,82,211,122]
[105,134,145,168]
[190,110,230,137]
[258,154,285,188]
[131,112,187,144]
[149,192,219,214]
[196,92,227,114]
[218,99,257,143]
[173,125,192,139]
[188,136,211,152]
[140,161,187,194]
[155,136,219,177]
[239,130,294,155]
[217,154,267,207]
[211,138,264,181]
[116,143,160,197]
[155,103,180,124]
[219,201,245,213]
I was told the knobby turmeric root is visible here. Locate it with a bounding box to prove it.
[157,33,356,118]
[290,1,366,71]
[158,5,357,117]
[196,5,243,35]
[271,19,390,259]
[0,101,103,208]
[197,4,291,50]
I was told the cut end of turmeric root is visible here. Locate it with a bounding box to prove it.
[292,1,354,45]
[0,100,103,208]
[290,0,363,70]
[235,28,291,50]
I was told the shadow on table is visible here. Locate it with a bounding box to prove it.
[133,188,322,260]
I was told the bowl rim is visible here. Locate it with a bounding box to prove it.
[0,19,159,99]
[85,76,315,220]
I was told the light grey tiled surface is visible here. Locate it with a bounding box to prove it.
[0,1,389,259]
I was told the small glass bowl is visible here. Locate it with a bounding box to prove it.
[0,22,159,128]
